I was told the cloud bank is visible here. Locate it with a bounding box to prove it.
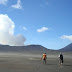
[61,35,72,41]
[37,27,48,32]
[11,0,22,9]
[0,14,26,46]
[0,0,8,5]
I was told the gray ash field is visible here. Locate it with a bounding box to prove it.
[0,52,72,72]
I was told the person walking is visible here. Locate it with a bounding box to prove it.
[58,53,63,66]
[42,53,47,64]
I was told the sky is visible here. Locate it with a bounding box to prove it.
[0,0,72,50]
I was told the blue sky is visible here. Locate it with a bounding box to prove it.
[0,0,72,50]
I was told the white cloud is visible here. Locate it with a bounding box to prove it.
[0,14,26,46]
[61,35,72,41]
[23,26,27,30]
[0,0,8,5]
[37,27,48,32]
[11,0,22,9]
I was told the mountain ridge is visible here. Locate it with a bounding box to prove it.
[0,43,72,52]
[59,43,72,52]
[0,44,50,52]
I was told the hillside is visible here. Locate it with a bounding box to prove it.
[0,44,50,52]
[59,43,72,52]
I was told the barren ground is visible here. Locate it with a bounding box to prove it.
[0,52,72,72]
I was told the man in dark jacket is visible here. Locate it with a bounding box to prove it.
[58,53,63,66]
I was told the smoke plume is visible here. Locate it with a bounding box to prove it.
[0,14,26,46]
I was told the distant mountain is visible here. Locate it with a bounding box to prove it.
[0,44,50,52]
[59,43,72,52]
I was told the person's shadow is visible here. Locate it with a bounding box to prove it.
[64,64,72,67]
[46,63,56,66]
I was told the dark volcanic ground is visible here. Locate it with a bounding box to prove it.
[0,52,72,72]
